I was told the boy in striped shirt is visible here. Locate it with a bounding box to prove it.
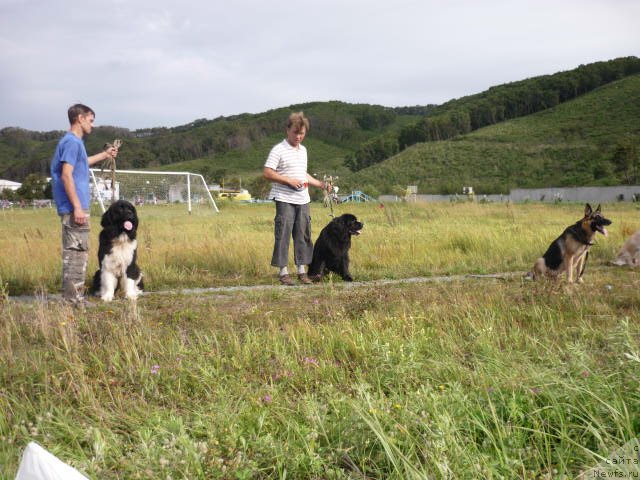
[263,112,328,285]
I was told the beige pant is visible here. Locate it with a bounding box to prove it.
[60,214,90,301]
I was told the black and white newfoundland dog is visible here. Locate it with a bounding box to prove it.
[90,200,144,301]
[308,213,364,282]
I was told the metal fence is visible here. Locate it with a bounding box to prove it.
[379,185,640,203]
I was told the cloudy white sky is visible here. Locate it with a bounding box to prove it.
[1,0,638,131]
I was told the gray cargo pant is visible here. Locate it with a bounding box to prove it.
[271,201,313,268]
[60,213,90,302]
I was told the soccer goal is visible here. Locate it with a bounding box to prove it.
[90,169,219,213]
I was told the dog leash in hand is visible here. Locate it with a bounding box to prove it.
[323,174,338,218]
[101,139,122,202]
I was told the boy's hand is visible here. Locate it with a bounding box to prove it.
[107,145,118,158]
[104,145,119,159]
[287,178,306,190]
[72,207,88,225]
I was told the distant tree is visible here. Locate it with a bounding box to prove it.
[16,174,48,200]
[355,107,396,130]
[611,138,639,184]
[0,188,17,201]
[246,175,272,199]
[391,185,408,199]
[360,183,380,199]
[346,135,399,171]
[209,169,228,185]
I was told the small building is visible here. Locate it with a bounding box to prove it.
[0,179,21,192]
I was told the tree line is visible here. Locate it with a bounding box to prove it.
[346,56,640,172]
[0,102,418,183]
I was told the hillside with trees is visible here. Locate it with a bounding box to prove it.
[0,103,429,187]
[344,56,640,173]
[1,56,638,198]
[345,73,640,195]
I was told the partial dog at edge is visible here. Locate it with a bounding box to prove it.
[308,213,363,282]
[528,203,611,283]
[90,200,144,301]
[611,230,640,267]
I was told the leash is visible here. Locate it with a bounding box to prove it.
[101,139,122,202]
[323,175,339,218]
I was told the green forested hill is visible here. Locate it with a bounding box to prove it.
[0,102,428,186]
[344,74,640,195]
[1,57,639,198]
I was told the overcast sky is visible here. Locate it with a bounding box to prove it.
[1,0,638,132]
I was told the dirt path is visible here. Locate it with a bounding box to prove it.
[6,272,522,304]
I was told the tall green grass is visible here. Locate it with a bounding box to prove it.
[1,201,637,296]
[2,202,640,478]
[2,270,640,478]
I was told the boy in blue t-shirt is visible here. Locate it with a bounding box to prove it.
[50,104,118,305]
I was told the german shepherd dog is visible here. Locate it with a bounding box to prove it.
[530,203,611,283]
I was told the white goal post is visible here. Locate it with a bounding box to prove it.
[90,169,219,213]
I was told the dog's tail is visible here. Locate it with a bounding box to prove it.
[525,257,546,281]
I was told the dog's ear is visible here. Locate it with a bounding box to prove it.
[595,204,601,214]
[327,216,346,236]
[584,203,593,216]
[101,206,114,228]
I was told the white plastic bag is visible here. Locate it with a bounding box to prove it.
[15,442,89,480]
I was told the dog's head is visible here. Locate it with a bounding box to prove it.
[101,200,139,238]
[333,213,363,237]
[582,203,611,237]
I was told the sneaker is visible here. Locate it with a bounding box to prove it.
[279,274,294,286]
[297,273,313,285]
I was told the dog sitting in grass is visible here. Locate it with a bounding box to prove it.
[611,230,640,267]
[530,203,611,283]
[308,213,363,282]
[90,200,143,301]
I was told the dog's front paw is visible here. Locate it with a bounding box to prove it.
[125,280,141,300]
[342,275,353,282]
[101,293,114,302]
[125,290,140,300]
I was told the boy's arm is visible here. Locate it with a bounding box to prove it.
[263,167,304,190]
[306,173,330,191]
[60,163,87,225]
[88,145,118,166]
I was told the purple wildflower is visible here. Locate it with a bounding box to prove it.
[150,365,160,375]
[303,357,319,367]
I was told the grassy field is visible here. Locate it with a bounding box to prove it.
[2,201,640,478]
[2,201,637,296]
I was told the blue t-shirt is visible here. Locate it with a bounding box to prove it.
[50,132,90,215]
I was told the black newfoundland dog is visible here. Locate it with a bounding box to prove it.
[308,213,363,282]
[90,200,143,301]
